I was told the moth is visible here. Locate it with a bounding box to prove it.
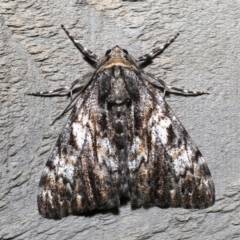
[29,25,215,219]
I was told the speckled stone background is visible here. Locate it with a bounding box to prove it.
[1,0,240,239]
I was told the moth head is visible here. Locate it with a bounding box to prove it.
[97,46,137,71]
[105,46,129,59]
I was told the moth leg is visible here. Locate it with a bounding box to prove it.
[142,70,209,96]
[27,86,72,96]
[27,72,93,97]
[50,73,93,125]
[50,86,86,125]
[166,85,209,95]
[136,33,180,62]
[61,24,99,62]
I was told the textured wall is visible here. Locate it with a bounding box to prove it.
[1,0,240,239]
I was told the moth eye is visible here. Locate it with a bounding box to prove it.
[105,49,111,56]
[122,49,129,55]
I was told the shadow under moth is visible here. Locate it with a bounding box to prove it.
[29,25,215,219]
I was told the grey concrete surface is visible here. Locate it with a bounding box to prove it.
[1,0,240,239]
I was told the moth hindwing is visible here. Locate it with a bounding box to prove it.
[31,25,215,219]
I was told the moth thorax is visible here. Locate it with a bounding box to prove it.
[107,67,130,105]
[113,66,121,78]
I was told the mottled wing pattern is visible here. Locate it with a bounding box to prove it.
[38,66,215,219]
[38,74,123,219]
[128,74,215,208]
